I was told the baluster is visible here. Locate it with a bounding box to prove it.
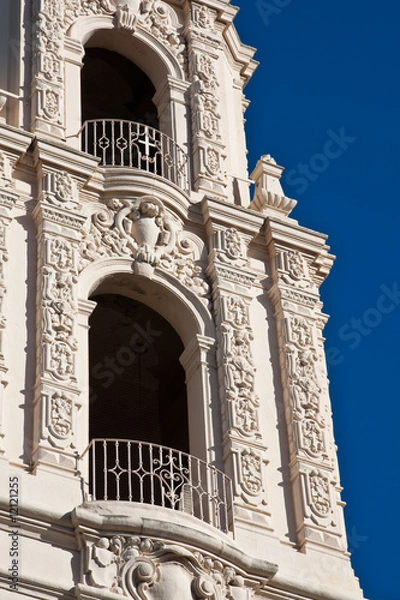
[115,440,120,501]
[197,459,204,522]
[188,455,194,516]
[138,442,143,503]
[149,443,154,506]
[91,440,96,501]
[127,441,132,502]
[103,439,107,501]
[93,121,97,161]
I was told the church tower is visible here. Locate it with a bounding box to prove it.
[0,1,365,599]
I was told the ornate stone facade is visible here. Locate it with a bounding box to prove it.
[0,2,364,600]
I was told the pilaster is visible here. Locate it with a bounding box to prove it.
[31,153,87,473]
[185,3,228,197]
[264,217,348,553]
[203,197,273,533]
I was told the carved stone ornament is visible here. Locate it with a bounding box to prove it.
[79,196,210,299]
[279,250,314,290]
[42,171,79,209]
[46,390,77,447]
[85,536,253,599]
[240,449,263,498]
[139,0,186,66]
[192,3,215,30]
[308,470,333,520]
[0,151,13,189]
[43,238,78,382]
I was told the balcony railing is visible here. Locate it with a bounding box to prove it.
[81,119,189,191]
[80,439,234,534]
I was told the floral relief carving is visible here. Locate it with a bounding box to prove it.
[240,449,263,498]
[43,171,78,209]
[190,50,226,185]
[280,250,314,290]
[139,0,185,66]
[48,390,74,442]
[79,197,210,299]
[192,4,215,30]
[85,536,253,600]
[42,239,78,382]
[308,470,332,519]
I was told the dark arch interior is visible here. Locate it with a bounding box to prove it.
[81,48,159,127]
[89,294,189,453]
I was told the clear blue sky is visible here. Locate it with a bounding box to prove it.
[233,2,399,599]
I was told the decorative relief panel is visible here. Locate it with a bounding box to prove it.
[43,238,78,382]
[268,240,345,549]
[188,44,227,191]
[83,535,257,600]
[206,222,271,521]
[32,186,85,468]
[139,0,186,67]
[79,196,210,301]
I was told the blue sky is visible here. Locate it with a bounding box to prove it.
[233,2,399,599]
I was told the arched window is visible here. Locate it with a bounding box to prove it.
[88,293,191,505]
[81,48,158,127]
[89,293,188,450]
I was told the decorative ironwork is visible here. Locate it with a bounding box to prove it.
[80,439,233,534]
[81,120,189,191]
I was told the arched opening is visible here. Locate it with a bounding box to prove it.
[89,293,188,451]
[88,293,191,505]
[81,48,158,127]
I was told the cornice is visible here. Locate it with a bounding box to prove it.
[31,137,100,183]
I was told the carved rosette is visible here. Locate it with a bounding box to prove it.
[82,535,259,600]
[79,196,210,301]
[0,154,17,453]
[268,244,346,550]
[32,172,85,468]
[207,225,271,524]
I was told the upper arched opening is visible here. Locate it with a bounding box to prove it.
[82,47,158,127]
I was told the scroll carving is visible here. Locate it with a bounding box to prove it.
[79,196,210,300]
[84,536,256,600]
[43,238,78,382]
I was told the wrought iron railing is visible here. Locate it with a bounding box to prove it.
[81,119,189,191]
[80,439,233,534]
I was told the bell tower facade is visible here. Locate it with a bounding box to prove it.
[0,1,365,599]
